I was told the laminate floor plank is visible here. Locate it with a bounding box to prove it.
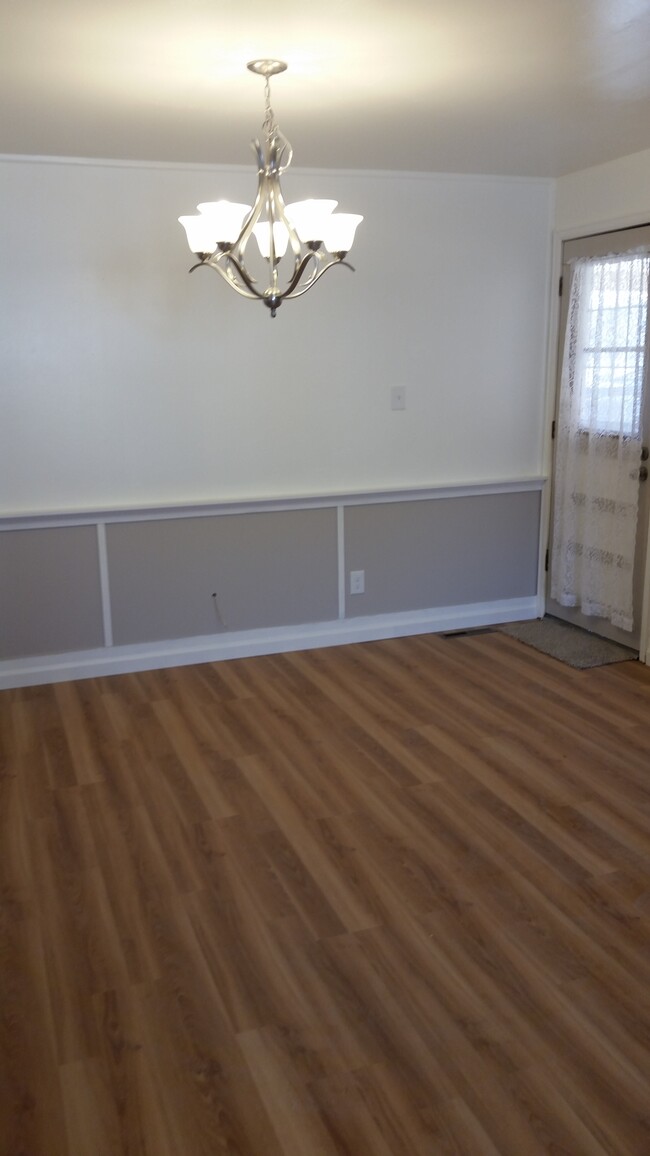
[1,909,68,1156]
[410,635,650,786]
[2,633,650,1154]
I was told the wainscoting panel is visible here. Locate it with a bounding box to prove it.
[107,508,340,645]
[0,525,104,658]
[344,491,541,617]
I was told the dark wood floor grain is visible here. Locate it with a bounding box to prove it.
[2,631,650,1154]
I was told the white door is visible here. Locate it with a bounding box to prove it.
[547,226,650,650]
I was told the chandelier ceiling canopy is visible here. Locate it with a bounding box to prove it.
[179,61,363,318]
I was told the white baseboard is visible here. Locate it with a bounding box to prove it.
[0,596,538,690]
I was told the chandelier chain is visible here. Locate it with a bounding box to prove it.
[263,77,277,143]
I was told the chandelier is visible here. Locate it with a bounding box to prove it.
[179,60,363,318]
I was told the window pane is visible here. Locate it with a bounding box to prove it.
[579,255,649,436]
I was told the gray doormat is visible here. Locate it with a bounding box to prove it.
[498,616,637,669]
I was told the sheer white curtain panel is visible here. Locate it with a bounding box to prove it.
[550,251,650,631]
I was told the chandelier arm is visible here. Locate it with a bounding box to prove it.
[267,179,303,271]
[223,256,259,288]
[190,255,253,287]
[276,251,322,298]
[203,247,259,290]
[252,139,264,172]
[217,254,266,299]
[277,255,353,302]
[198,258,264,301]
[231,165,273,270]
[273,129,293,176]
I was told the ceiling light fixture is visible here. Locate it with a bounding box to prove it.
[179,60,363,318]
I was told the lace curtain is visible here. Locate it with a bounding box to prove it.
[550,251,649,632]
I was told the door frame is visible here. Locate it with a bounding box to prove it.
[541,212,650,664]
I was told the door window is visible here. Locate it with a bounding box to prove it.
[577,253,648,436]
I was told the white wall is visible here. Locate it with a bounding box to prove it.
[0,156,553,515]
[555,146,650,233]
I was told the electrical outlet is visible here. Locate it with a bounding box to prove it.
[391,386,406,410]
[350,569,365,595]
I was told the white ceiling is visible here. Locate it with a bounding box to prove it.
[2,0,650,177]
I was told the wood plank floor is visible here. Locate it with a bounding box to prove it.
[2,631,650,1155]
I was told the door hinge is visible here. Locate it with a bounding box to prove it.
[545,548,549,572]
[551,419,556,440]
[558,275,563,297]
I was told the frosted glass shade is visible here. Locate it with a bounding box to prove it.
[178,215,219,255]
[285,200,337,243]
[196,201,251,242]
[253,221,290,260]
[322,213,364,254]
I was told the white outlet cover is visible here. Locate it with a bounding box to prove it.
[350,569,365,594]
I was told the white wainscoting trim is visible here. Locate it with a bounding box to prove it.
[336,506,346,621]
[0,596,538,690]
[0,477,546,530]
[96,522,113,648]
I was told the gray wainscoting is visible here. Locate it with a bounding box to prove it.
[107,508,340,645]
[344,491,541,617]
[0,525,104,658]
[0,483,543,676]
